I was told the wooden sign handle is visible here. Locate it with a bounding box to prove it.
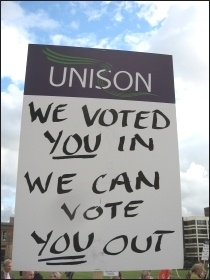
[93,271,103,279]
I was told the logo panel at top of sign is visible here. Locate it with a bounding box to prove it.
[24,44,176,104]
[43,47,155,98]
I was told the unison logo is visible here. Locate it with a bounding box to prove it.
[43,48,157,98]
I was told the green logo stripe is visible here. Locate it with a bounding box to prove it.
[46,56,98,65]
[44,47,99,61]
[43,48,99,64]
[44,51,97,62]
[104,90,157,98]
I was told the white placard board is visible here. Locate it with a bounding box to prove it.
[12,44,184,271]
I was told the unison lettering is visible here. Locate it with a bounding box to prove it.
[49,66,151,92]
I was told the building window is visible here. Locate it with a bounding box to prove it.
[199,247,205,252]
[184,229,196,234]
[197,229,207,234]
[185,247,198,253]
[184,220,196,226]
[2,231,7,240]
[185,238,197,243]
[198,238,206,243]
[197,220,206,225]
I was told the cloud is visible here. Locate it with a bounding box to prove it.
[1,1,60,84]
[135,1,170,27]
[72,1,108,21]
[113,2,128,22]
[111,2,135,23]
[1,23,30,83]
[70,20,80,30]
[1,146,19,223]
[148,3,209,87]
[50,33,98,47]
[1,84,23,150]
[113,11,124,23]
[181,162,209,216]
[122,2,209,84]
[1,149,19,195]
[124,31,153,51]
[85,6,107,21]
[1,1,59,30]
[50,33,122,51]
[1,1,24,21]
[134,1,201,27]
[1,83,23,222]
[1,204,15,223]
[119,2,209,175]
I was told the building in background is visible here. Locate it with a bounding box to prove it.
[1,217,14,261]
[204,207,209,217]
[183,216,209,265]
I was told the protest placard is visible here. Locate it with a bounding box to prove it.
[12,44,183,271]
